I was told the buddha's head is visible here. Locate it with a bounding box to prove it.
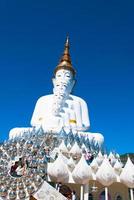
[52,37,76,98]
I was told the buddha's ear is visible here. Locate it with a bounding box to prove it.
[52,78,56,94]
[52,78,56,86]
[72,79,76,89]
[69,79,76,94]
[70,79,76,94]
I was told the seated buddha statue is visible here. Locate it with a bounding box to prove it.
[30,37,90,133]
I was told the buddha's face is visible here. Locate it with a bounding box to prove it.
[53,69,75,97]
[55,69,73,84]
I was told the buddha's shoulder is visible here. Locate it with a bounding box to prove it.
[36,94,53,102]
[69,94,87,104]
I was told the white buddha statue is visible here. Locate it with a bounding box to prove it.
[9,37,104,148]
[31,37,90,133]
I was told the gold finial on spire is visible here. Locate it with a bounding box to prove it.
[54,36,76,76]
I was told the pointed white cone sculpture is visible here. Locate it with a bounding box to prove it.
[58,140,69,154]
[96,158,117,200]
[67,157,75,172]
[67,142,72,151]
[47,153,69,183]
[96,151,104,166]
[96,158,117,186]
[120,157,134,188]
[72,154,93,184]
[108,152,117,166]
[108,152,114,159]
[114,160,123,175]
[90,158,99,173]
[69,142,82,158]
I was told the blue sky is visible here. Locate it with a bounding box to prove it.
[0,0,134,154]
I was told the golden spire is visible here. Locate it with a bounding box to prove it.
[54,36,76,76]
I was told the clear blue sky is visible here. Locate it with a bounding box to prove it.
[0,0,134,154]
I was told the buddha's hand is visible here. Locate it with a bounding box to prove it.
[41,115,63,133]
